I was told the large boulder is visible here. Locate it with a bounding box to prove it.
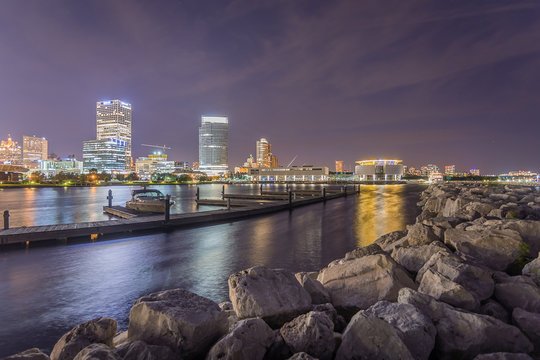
[473,353,533,360]
[127,288,227,359]
[398,288,533,359]
[317,253,416,313]
[373,230,408,252]
[206,318,274,360]
[228,267,311,327]
[494,275,540,313]
[512,308,540,353]
[391,241,451,273]
[114,340,176,360]
[335,313,414,360]
[342,243,383,260]
[522,253,540,285]
[444,228,523,271]
[287,353,318,360]
[480,300,510,323]
[362,301,436,360]
[3,348,50,360]
[405,223,440,246]
[295,273,331,305]
[418,268,479,310]
[50,317,117,360]
[72,344,118,360]
[280,311,335,360]
[465,202,496,217]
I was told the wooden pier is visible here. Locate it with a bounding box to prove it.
[0,186,358,246]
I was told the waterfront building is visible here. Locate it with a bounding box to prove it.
[96,100,132,168]
[421,164,439,177]
[444,165,456,176]
[470,168,480,176]
[249,166,329,182]
[499,171,538,183]
[36,158,83,177]
[198,116,228,176]
[23,136,48,168]
[192,161,199,170]
[256,138,271,167]
[82,138,126,172]
[0,135,22,165]
[335,160,344,173]
[429,172,444,183]
[135,152,176,176]
[355,159,403,181]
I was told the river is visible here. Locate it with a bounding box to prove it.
[0,183,424,356]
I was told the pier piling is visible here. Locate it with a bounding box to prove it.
[196,187,200,200]
[165,195,171,223]
[227,198,231,210]
[322,187,326,201]
[221,185,225,200]
[107,190,113,207]
[260,184,263,196]
[3,210,9,230]
[288,190,292,209]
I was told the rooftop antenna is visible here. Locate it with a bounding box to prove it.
[287,155,298,168]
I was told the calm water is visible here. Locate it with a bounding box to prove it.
[0,184,424,356]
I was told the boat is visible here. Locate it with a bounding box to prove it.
[125,188,174,213]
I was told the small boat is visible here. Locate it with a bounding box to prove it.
[126,189,174,213]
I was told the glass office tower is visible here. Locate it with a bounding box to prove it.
[96,100,132,168]
[198,116,228,176]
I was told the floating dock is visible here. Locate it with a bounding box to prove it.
[0,187,358,246]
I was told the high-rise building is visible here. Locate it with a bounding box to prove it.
[83,138,126,172]
[256,138,271,168]
[23,136,48,168]
[444,165,455,175]
[335,160,344,173]
[96,100,132,167]
[199,116,228,176]
[0,135,22,165]
[270,154,278,168]
[421,164,439,176]
[470,168,480,176]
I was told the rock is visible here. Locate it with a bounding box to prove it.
[444,228,523,271]
[473,353,534,360]
[295,273,331,305]
[522,253,540,285]
[373,230,408,252]
[317,253,416,314]
[72,344,118,360]
[3,348,50,360]
[335,313,414,360]
[228,267,312,327]
[114,340,176,360]
[423,217,464,229]
[391,241,451,273]
[398,288,533,359]
[405,223,440,245]
[218,301,234,311]
[494,275,540,313]
[312,303,347,332]
[362,301,435,360]
[264,331,292,360]
[280,311,335,360]
[418,268,479,310]
[287,353,318,360]
[219,302,239,331]
[50,317,117,360]
[442,197,471,217]
[465,202,496,217]
[207,318,274,360]
[343,243,383,260]
[512,308,540,352]
[112,332,128,348]
[480,300,510,323]
[127,288,226,359]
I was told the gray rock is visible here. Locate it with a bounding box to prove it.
[112,332,128,348]
[405,223,440,245]
[295,273,331,305]
[423,217,464,229]
[398,288,533,359]
[311,303,346,332]
[51,317,117,360]
[264,330,292,360]
[72,344,118,360]
[335,313,414,360]
[114,340,176,360]
[218,301,234,311]
[473,353,533,360]
[343,243,383,260]
[512,308,540,353]
[228,267,312,327]
[207,318,274,360]
[3,348,50,360]
[418,268,479,310]
[391,241,451,273]
[127,288,226,359]
[494,276,540,313]
[522,253,540,286]
[280,311,335,360]
[444,228,523,271]
[317,253,416,313]
[362,300,435,360]
[373,230,408,252]
[480,300,510,323]
[287,353,317,360]
[465,202,496,217]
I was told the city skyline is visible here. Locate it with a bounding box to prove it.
[1,1,539,173]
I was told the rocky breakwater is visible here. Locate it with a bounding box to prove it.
[4,182,540,360]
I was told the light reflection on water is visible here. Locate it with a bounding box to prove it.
[0,184,424,356]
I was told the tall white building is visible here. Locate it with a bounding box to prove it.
[198,116,228,176]
[256,138,270,168]
[23,136,48,168]
[96,100,132,167]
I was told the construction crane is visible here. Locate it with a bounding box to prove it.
[287,155,298,167]
[141,144,171,151]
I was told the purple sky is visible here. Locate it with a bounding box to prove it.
[1,0,539,174]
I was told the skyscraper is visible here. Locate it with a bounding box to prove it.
[83,138,126,172]
[335,160,344,173]
[23,136,48,168]
[96,100,132,167]
[256,138,271,168]
[0,135,21,165]
[199,116,228,176]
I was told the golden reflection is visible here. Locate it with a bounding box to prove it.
[354,185,406,247]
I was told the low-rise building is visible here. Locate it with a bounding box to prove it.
[355,159,403,181]
[0,136,22,165]
[35,158,83,176]
[248,166,329,182]
[135,153,176,176]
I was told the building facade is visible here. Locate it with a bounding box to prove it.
[23,136,48,168]
[96,100,132,167]
[355,159,403,181]
[248,166,329,182]
[83,138,126,172]
[256,138,271,168]
[36,158,83,176]
[199,116,228,176]
[335,160,344,173]
[444,165,455,176]
[135,153,176,177]
[0,136,22,165]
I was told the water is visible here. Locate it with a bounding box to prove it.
[0,184,424,356]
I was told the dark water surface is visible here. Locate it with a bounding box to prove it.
[0,184,424,356]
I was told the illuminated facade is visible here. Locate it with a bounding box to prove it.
[335,160,344,173]
[36,158,83,176]
[355,159,404,181]
[199,116,228,176]
[0,136,22,165]
[421,164,439,176]
[82,138,126,172]
[256,138,271,168]
[444,165,455,175]
[470,168,480,176]
[249,166,329,182]
[96,100,132,167]
[135,153,176,176]
[23,136,48,168]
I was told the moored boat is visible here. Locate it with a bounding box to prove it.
[125,189,174,213]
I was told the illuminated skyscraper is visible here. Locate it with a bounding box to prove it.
[335,160,344,173]
[23,136,48,168]
[0,135,22,165]
[199,116,228,176]
[444,165,455,175]
[96,100,132,167]
[83,138,126,172]
[256,138,271,168]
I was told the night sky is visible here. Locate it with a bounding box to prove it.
[1,0,539,174]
